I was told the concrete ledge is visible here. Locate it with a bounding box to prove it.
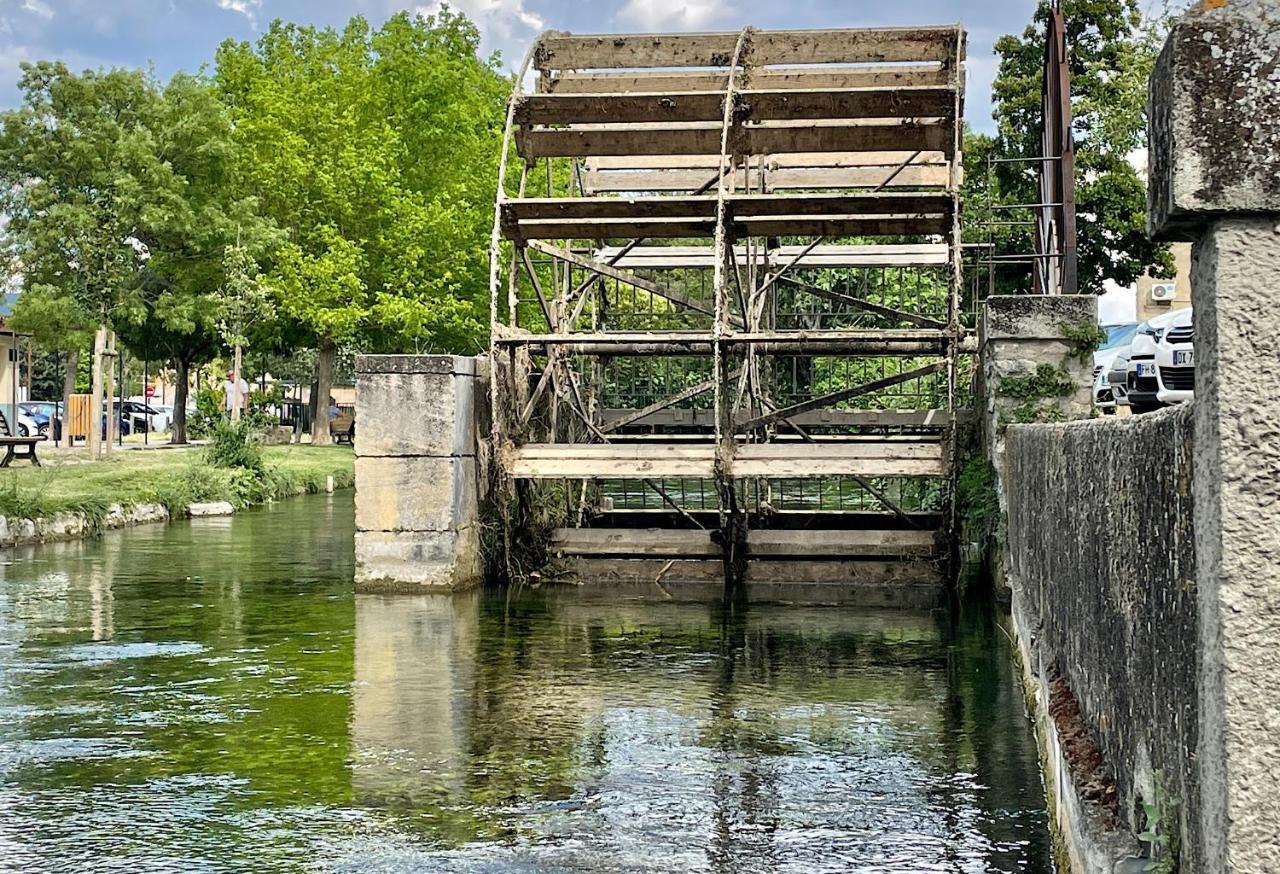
[981,295,1098,341]
[355,354,477,376]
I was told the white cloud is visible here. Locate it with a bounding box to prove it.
[420,0,543,39]
[21,0,54,20]
[215,0,262,24]
[618,0,734,30]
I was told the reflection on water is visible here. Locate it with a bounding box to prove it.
[0,492,1051,872]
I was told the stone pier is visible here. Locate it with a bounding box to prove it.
[1150,3,1280,871]
[353,355,489,592]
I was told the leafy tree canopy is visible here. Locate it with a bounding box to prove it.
[214,8,510,354]
[971,0,1173,295]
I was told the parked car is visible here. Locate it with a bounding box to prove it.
[19,402,57,438]
[1124,309,1186,414]
[1155,307,1194,404]
[126,396,173,431]
[1108,352,1132,409]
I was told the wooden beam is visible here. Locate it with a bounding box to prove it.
[597,242,951,269]
[588,151,948,170]
[535,27,961,71]
[506,192,951,221]
[516,87,955,126]
[549,527,939,558]
[737,361,947,430]
[545,65,953,94]
[509,440,946,479]
[598,408,955,429]
[516,120,953,159]
[585,164,951,193]
[508,214,949,241]
[495,329,951,356]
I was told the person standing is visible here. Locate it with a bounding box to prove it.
[222,370,249,419]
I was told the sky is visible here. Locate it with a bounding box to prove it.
[0,0,1043,133]
[0,0,1143,320]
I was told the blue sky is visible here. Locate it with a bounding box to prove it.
[0,0,1042,132]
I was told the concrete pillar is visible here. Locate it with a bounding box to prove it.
[1149,3,1280,871]
[979,295,1098,476]
[977,296,1097,590]
[353,355,489,592]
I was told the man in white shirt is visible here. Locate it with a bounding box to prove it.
[222,370,249,417]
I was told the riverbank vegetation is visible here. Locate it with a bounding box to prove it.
[0,446,354,526]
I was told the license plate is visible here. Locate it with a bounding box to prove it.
[1135,363,1155,377]
[1173,350,1194,366]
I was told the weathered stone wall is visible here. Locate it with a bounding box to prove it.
[354,355,490,592]
[1006,406,1200,871]
[977,295,1097,591]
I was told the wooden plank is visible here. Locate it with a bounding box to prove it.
[747,529,938,558]
[598,242,950,269]
[495,329,951,356]
[546,65,952,94]
[510,214,948,241]
[507,192,950,221]
[516,87,954,126]
[585,164,950,193]
[535,28,961,71]
[509,441,945,479]
[516,120,952,159]
[599,408,954,429]
[549,527,939,558]
[551,528,718,557]
[588,151,947,170]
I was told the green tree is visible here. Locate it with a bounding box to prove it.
[214,8,508,443]
[973,0,1173,296]
[0,63,161,439]
[123,72,279,443]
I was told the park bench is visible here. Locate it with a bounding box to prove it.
[0,412,45,467]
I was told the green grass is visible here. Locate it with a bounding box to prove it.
[0,446,354,525]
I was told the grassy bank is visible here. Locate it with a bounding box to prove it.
[0,446,354,526]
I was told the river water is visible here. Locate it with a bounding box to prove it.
[0,492,1052,873]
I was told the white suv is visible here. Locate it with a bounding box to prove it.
[1155,307,1194,404]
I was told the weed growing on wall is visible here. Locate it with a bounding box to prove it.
[1060,319,1109,366]
[1139,770,1180,873]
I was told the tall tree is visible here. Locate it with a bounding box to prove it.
[972,0,1173,296]
[0,63,159,447]
[214,8,508,444]
[129,72,279,442]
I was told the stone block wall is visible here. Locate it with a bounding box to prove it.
[354,355,490,592]
[1006,406,1200,870]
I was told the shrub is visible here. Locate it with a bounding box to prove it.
[205,419,264,472]
[187,387,225,440]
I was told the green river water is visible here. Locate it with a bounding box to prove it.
[0,492,1052,872]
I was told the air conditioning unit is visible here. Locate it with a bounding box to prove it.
[1150,283,1177,302]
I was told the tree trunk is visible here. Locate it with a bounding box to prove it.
[311,337,334,446]
[171,357,190,445]
[103,330,117,455]
[89,326,106,459]
[230,343,243,424]
[62,348,78,444]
